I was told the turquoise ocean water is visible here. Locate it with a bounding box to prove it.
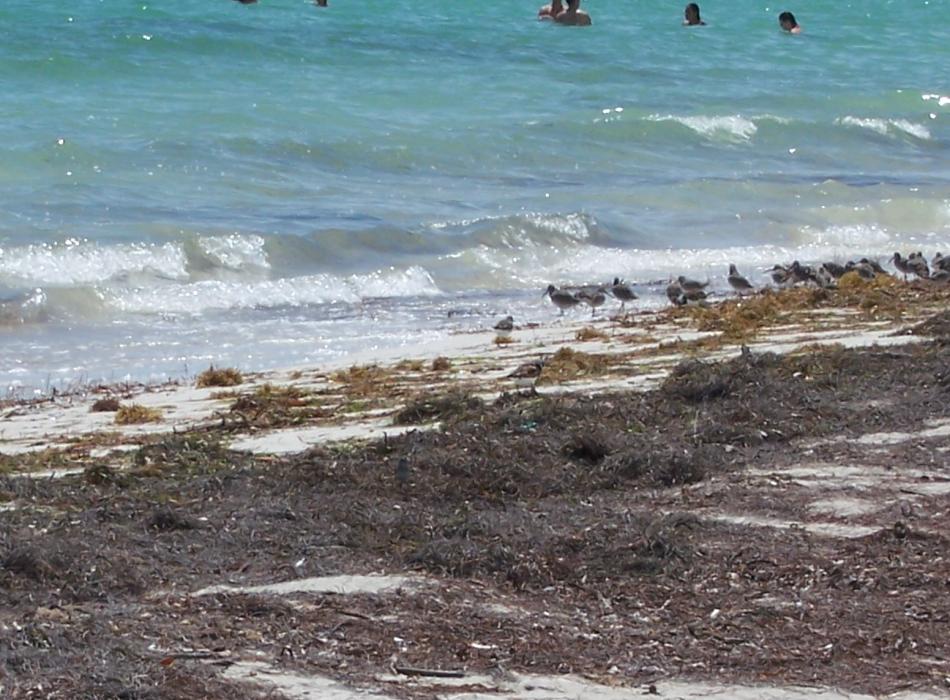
[1,0,948,393]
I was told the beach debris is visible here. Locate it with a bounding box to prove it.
[196,365,244,388]
[393,665,465,679]
[430,356,452,372]
[114,403,163,425]
[393,390,482,425]
[575,325,608,341]
[90,397,121,413]
[395,456,410,485]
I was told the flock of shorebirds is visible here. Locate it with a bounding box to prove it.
[536,251,950,317]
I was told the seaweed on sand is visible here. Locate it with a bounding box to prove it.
[225,383,328,429]
[393,390,483,426]
[536,347,615,385]
[114,403,163,425]
[196,365,244,388]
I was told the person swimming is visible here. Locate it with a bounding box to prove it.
[779,11,802,33]
[683,3,705,26]
[555,0,591,26]
[538,0,563,20]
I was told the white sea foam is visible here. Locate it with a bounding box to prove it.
[921,93,950,107]
[464,223,948,292]
[837,116,931,140]
[197,233,270,271]
[104,265,440,315]
[0,240,189,286]
[648,114,758,141]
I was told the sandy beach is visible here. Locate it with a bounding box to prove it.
[2,275,950,699]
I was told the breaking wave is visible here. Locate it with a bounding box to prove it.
[837,116,931,140]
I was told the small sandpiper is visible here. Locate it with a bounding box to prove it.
[846,260,876,279]
[892,252,915,280]
[665,281,685,306]
[683,287,708,304]
[677,275,709,294]
[933,252,949,272]
[788,260,816,286]
[508,356,545,389]
[930,269,950,285]
[544,285,581,315]
[815,264,837,289]
[576,287,607,317]
[908,252,930,279]
[821,261,848,279]
[493,315,514,332]
[769,264,790,287]
[727,264,754,295]
[609,277,638,311]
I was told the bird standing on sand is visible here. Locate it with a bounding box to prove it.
[509,356,545,389]
[576,287,607,317]
[727,264,754,295]
[929,269,950,285]
[788,261,816,286]
[846,260,876,279]
[677,275,709,294]
[815,264,837,289]
[666,281,685,306]
[908,252,930,279]
[769,264,790,287]
[493,316,514,332]
[609,278,638,311]
[544,285,581,315]
[933,252,949,273]
[821,261,847,279]
[892,252,915,280]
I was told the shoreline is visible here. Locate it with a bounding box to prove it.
[2,276,950,698]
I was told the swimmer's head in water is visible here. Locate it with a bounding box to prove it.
[779,11,799,31]
[684,3,702,25]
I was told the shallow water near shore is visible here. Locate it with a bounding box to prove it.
[1,0,948,394]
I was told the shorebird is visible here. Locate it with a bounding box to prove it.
[683,287,708,304]
[677,275,709,293]
[769,264,790,287]
[846,260,876,279]
[788,261,817,286]
[576,287,607,317]
[861,258,887,275]
[727,264,754,295]
[892,252,915,280]
[821,261,848,279]
[933,252,949,272]
[544,285,581,315]
[508,356,545,389]
[930,269,950,284]
[608,278,638,311]
[665,281,685,306]
[493,316,514,332]
[908,252,930,279]
[816,264,837,289]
